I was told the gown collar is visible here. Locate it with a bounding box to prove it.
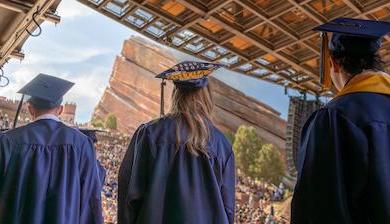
[34,114,60,122]
[335,70,390,98]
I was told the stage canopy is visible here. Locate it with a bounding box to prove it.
[0,0,389,94]
[77,0,390,95]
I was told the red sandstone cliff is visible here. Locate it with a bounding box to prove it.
[92,37,286,149]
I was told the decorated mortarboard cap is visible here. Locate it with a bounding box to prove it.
[18,74,74,109]
[313,18,390,90]
[156,61,224,89]
[155,61,223,116]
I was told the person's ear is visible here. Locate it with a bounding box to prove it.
[330,56,340,73]
[27,103,35,119]
[57,105,64,116]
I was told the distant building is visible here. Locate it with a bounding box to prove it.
[0,97,77,126]
[61,103,77,124]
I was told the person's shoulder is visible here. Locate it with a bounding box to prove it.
[60,124,90,141]
[328,92,389,109]
[137,116,177,138]
[48,123,91,145]
[2,122,36,138]
[143,116,176,129]
[210,125,230,145]
[208,124,233,158]
[326,92,390,125]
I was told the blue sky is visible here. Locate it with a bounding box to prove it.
[0,0,324,122]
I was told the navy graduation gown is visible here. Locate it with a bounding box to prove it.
[118,116,235,224]
[291,92,390,224]
[0,119,104,224]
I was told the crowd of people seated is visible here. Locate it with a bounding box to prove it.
[94,131,289,224]
[94,132,128,224]
[235,175,288,224]
[0,111,11,129]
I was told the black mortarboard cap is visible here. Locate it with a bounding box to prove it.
[313,18,390,90]
[79,128,105,143]
[18,74,74,109]
[314,17,390,38]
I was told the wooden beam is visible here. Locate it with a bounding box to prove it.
[0,0,58,66]
[236,0,319,55]
[286,0,326,24]
[10,50,25,60]
[76,0,390,95]
[341,0,390,41]
[98,0,111,10]
[205,0,234,18]
[211,15,320,79]
[140,16,158,31]
[175,0,320,80]
[0,0,60,23]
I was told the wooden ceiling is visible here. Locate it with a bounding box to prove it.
[77,0,390,95]
[0,0,61,67]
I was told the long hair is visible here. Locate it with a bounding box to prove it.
[168,84,214,156]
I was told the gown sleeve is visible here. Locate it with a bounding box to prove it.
[221,151,235,224]
[79,138,104,224]
[118,125,154,224]
[0,134,6,175]
[0,134,10,180]
[291,108,369,224]
[97,162,106,186]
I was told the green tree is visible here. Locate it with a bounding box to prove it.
[233,126,263,179]
[255,144,285,185]
[91,118,105,128]
[105,113,118,130]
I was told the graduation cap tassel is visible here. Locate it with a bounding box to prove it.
[13,94,25,129]
[160,79,166,117]
[320,32,332,90]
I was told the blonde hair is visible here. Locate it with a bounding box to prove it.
[169,84,214,156]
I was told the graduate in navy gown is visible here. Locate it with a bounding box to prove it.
[79,128,107,186]
[118,62,235,224]
[0,74,104,224]
[291,18,390,224]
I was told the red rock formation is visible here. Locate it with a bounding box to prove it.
[92,37,286,150]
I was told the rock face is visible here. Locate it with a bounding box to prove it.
[92,37,286,150]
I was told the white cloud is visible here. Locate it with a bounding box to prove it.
[0,67,41,100]
[57,0,93,19]
[63,68,109,122]
[25,44,112,65]
[0,64,110,123]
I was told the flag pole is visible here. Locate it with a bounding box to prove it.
[13,94,25,129]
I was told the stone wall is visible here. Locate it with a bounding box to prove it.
[92,37,286,150]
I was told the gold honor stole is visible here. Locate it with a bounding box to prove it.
[336,71,390,98]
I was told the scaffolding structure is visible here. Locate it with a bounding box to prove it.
[77,0,390,95]
[0,0,61,67]
[285,96,322,176]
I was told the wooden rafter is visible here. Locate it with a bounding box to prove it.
[77,0,390,95]
[0,0,60,66]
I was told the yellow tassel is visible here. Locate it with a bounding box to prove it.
[320,32,332,90]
